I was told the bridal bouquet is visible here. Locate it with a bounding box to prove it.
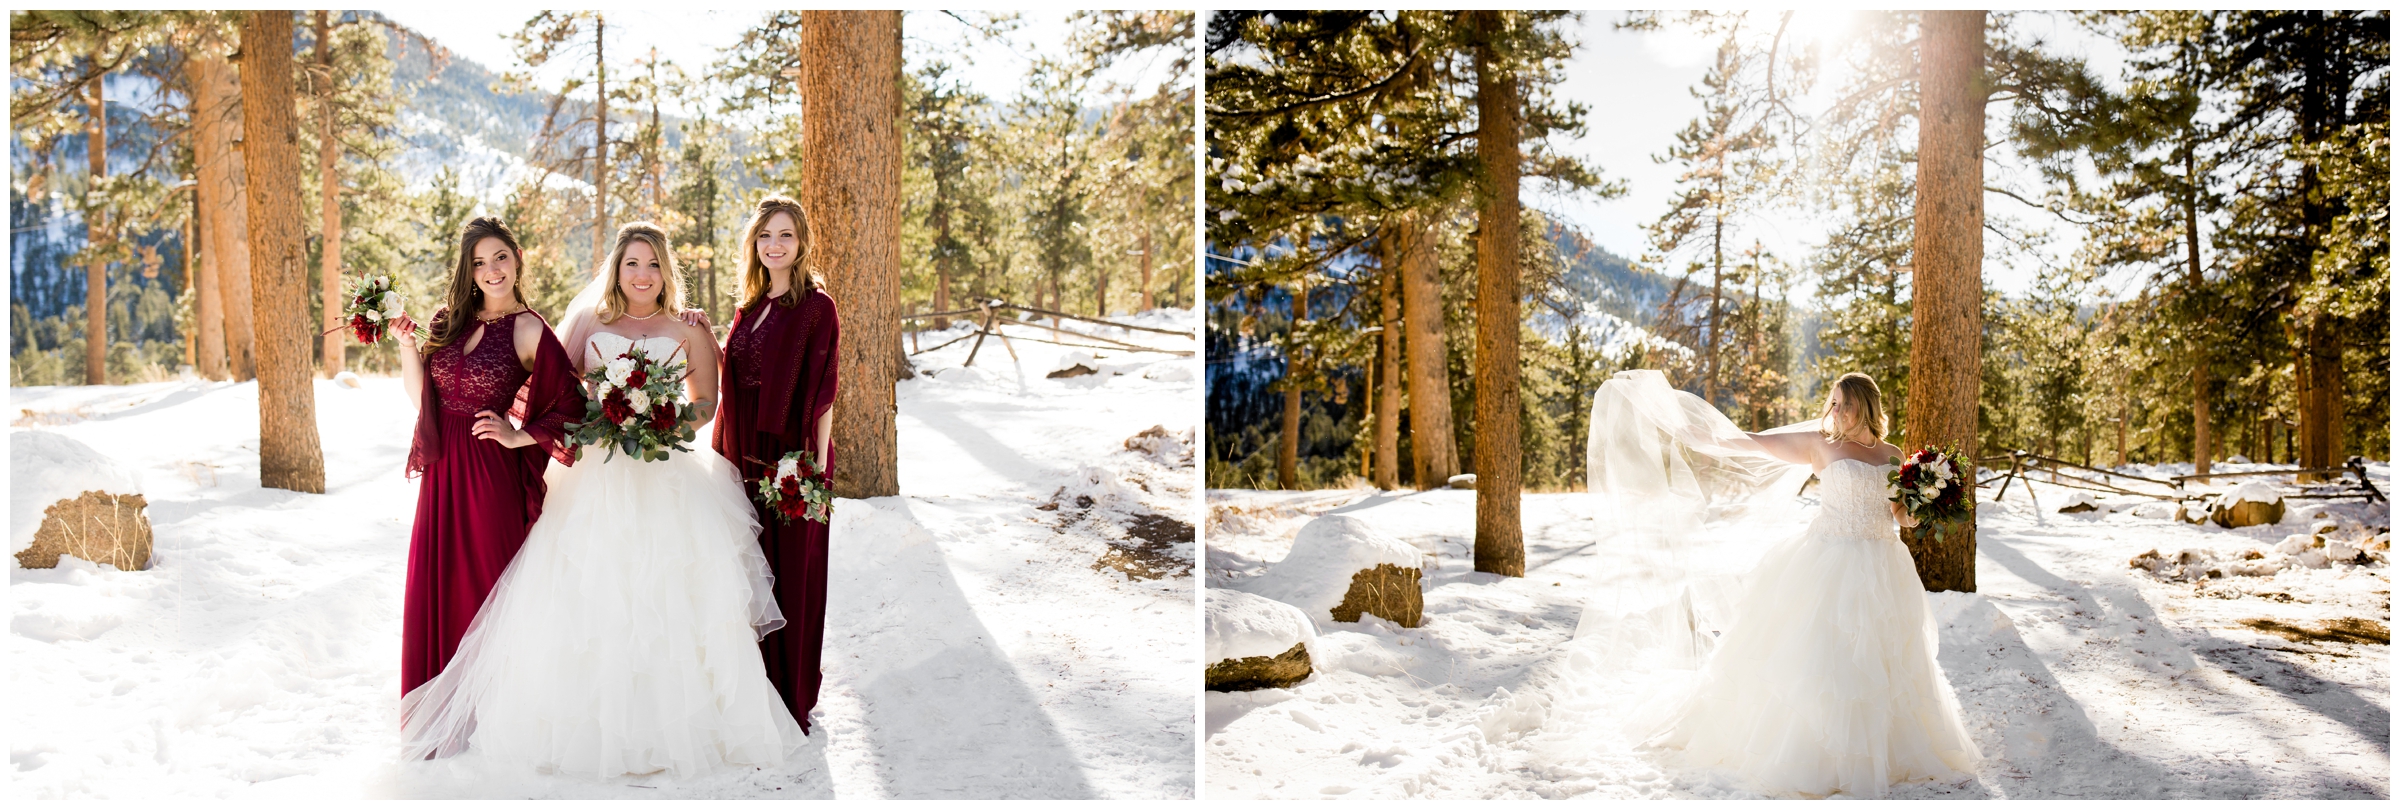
[755,450,834,525]
[338,275,416,344]
[565,344,696,462]
[1889,445,1971,542]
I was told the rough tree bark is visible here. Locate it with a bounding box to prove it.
[1470,11,1524,578]
[315,10,345,377]
[84,41,108,385]
[193,43,255,381]
[186,56,228,378]
[1139,228,1154,311]
[1278,278,1306,489]
[1396,209,1457,487]
[239,10,327,493]
[1900,10,1985,592]
[802,10,903,497]
[1374,257,1401,490]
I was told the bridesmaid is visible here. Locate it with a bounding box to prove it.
[392,216,586,696]
[712,196,840,734]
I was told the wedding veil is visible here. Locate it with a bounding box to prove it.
[1571,369,1818,671]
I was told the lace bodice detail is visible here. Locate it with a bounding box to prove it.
[583,331,690,376]
[727,301,782,389]
[1811,459,1900,541]
[429,311,528,416]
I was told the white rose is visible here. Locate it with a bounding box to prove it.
[605,358,635,387]
[594,380,613,398]
[629,388,652,414]
[365,309,383,322]
[777,457,799,481]
[374,274,389,288]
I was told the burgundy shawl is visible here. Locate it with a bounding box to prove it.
[714,288,842,480]
[405,310,586,510]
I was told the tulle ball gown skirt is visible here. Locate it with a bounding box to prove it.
[401,447,808,779]
[1643,510,1981,798]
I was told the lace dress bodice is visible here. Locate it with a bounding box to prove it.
[428,311,527,416]
[1810,458,1900,542]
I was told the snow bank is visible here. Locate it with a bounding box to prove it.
[1235,515,1422,621]
[10,429,143,556]
[1206,589,1316,664]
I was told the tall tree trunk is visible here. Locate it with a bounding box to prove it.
[1138,228,1154,311]
[181,209,197,366]
[240,10,327,494]
[85,46,109,385]
[194,45,256,381]
[1094,262,1109,316]
[593,15,610,277]
[2296,13,2341,481]
[932,205,953,329]
[1278,278,1306,489]
[1374,260,1401,490]
[1901,10,1985,592]
[190,134,227,380]
[316,10,345,378]
[1397,209,1458,487]
[1470,11,1524,577]
[802,10,903,498]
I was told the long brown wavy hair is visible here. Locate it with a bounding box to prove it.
[1818,372,1889,445]
[736,195,825,311]
[423,216,530,354]
[596,221,686,324]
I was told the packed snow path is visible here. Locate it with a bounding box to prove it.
[12,310,1199,800]
[1205,473,2389,799]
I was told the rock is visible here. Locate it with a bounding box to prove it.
[15,491,152,570]
[2057,492,2100,513]
[1206,642,1313,692]
[1141,362,1195,382]
[2294,549,2330,569]
[1047,364,1099,379]
[1330,563,1423,627]
[1447,473,1477,490]
[1242,515,1426,628]
[332,370,363,389]
[1205,589,1315,691]
[2128,548,2166,572]
[2211,497,2284,529]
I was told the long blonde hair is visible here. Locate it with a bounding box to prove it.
[1819,372,1888,445]
[597,221,685,324]
[737,195,824,310]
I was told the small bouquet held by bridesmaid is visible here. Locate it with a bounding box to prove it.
[1889,445,1971,542]
[754,450,834,525]
[565,344,696,462]
[338,275,416,344]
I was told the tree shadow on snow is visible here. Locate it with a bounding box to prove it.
[830,497,1096,798]
[1969,534,2277,798]
[899,403,1061,491]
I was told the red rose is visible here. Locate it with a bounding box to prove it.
[780,478,801,498]
[627,368,649,389]
[602,391,635,424]
[647,403,677,432]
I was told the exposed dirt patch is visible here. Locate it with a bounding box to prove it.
[1093,513,1194,581]
[2240,617,2389,646]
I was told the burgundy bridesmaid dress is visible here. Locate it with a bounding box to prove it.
[714,288,840,734]
[399,309,584,696]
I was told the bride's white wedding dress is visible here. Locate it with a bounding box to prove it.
[400,331,808,778]
[1641,457,1980,797]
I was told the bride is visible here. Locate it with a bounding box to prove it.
[399,222,808,778]
[1584,370,1978,798]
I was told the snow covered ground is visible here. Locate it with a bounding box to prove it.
[1205,464,2390,799]
[10,308,1200,800]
